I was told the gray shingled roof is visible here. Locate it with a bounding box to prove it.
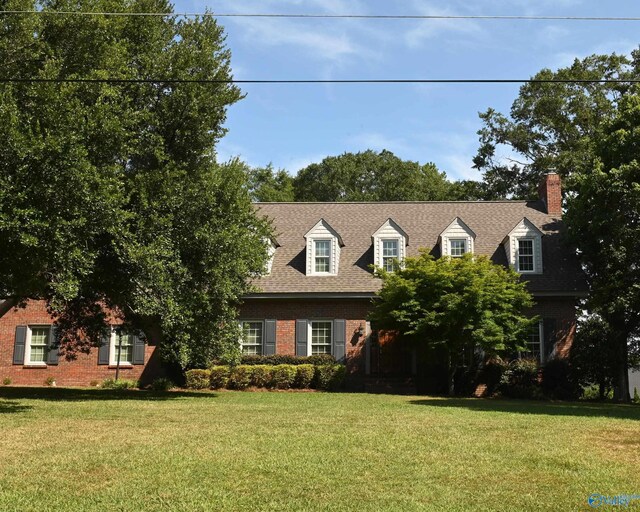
[250,201,587,296]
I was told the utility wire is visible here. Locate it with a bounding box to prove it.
[0,78,638,84]
[0,11,639,21]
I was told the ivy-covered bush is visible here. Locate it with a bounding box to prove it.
[102,378,138,390]
[271,365,297,389]
[313,364,347,391]
[541,358,578,400]
[150,377,175,391]
[185,369,211,390]
[294,364,315,389]
[500,359,540,399]
[238,354,336,366]
[228,365,253,390]
[250,365,272,388]
[209,366,231,389]
[479,358,508,396]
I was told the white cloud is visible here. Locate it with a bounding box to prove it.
[347,132,411,154]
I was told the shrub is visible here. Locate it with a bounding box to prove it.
[2,377,11,386]
[250,365,272,388]
[294,364,315,389]
[479,358,508,396]
[185,369,211,390]
[209,366,231,389]
[541,358,578,400]
[44,376,56,387]
[237,354,336,366]
[270,365,297,389]
[313,364,346,391]
[89,380,99,387]
[228,365,253,390]
[150,377,175,392]
[500,359,540,399]
[634,387,639,405]
[102,378,138,390]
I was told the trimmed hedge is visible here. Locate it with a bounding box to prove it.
[500,359,540,399]
[185,364,346,391]
[236,354,336,366]
[185,370,211,390]
[210,366,231,389]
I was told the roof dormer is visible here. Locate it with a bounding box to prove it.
[265,237,280,275]
[372,219,408,272]
[304,219,343,276]
[503,218,544,274]
[439,217,476,258]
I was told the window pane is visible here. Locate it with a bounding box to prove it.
[115,334,134,363]
[311,321,332,355]
[450,239,466,257]
[522,323,542,361]
[314,240,331,273]
[518,240,534,271]
[242,321,263,355]
[382,240,398,257]
[29,327,49,363]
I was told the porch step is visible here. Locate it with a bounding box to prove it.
[363,377,417,395]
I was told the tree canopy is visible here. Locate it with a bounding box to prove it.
[474,50,639,198]
[368,253,535,394]
[246,164,295,202]
[0,0,271,367]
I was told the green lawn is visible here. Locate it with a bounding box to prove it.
[0,388,638,511]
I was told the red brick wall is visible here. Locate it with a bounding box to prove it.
[240,299,370,372]
[0,300,163,386]
[526,295,578,358]
[538,173,562,216]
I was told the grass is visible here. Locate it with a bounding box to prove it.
[0,388,638,511]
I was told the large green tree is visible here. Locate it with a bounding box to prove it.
[293,150,456,202]
[474,50,638,198]
[369,253,535,395]
[246,164,295,202]
[0,0,271,367]
[565,91,640,400]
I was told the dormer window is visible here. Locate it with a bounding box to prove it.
[517,239,535,272]
[503,218,543,274]
[450,239,467,257]
[382,239,399,271]
[439,218,475,258]
[314,240,332,273]
[304,219,343,276]
[373,219,408,272]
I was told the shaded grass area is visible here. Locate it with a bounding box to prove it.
[0,388,638,511]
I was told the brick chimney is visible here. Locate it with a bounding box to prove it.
[538,172,562,216]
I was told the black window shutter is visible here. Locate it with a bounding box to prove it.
[98,334,110,365]
[296,319,308,356]
[46,326,59,365]
[333,319,346,363]
[543,318,557,362]
[13,325,27,365]
[132,334,145,365]
[264,319,276,356]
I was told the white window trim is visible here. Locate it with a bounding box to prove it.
[308,319,333,356]
[239,320,264,355]
[516,237,536,273]
[380,237,401,271]
[449,238,468,257]
[520,320,544,363]
[24,325,50,366]
[109,328,134,366]
[311,238,335,276]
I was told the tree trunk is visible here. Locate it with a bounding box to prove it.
[447,350,456,396]
[612,328,630,402]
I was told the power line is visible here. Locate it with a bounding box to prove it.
[0,78,638,84]
[0,11,639,21]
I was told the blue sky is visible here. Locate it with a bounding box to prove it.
[176,0,639,181]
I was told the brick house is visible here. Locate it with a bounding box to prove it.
[0,173,586,386]
[240,173,586,381]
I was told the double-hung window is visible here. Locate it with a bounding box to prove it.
[113,333,134,365]
[310,321,332,355]
[241,321,264,355]
[382,239,399,271]
[518,239,535,272]
[28,327,50,364]
[521,321,544,362]
[314,240,332,273]
[450,239,467,257]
